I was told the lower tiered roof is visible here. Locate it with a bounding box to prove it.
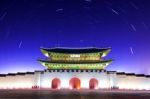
[38,59,112,70]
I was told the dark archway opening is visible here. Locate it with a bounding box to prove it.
[89,78,98,89]
[69,77,81,89]
[51,78,61,89]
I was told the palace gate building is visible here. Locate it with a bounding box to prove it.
[0,47,150,90]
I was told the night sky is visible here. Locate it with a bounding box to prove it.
[0,0,150,74]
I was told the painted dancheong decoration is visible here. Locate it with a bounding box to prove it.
[0,47,150,90]
[39,47,112,70]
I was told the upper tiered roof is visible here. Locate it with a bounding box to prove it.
[41,47,111,54]
[41,47,111,58]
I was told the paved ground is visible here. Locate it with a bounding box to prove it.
[0,89,150,99]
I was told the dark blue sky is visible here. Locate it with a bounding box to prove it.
[0,0,150,74]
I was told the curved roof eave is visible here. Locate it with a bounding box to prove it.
[40,47,111,54]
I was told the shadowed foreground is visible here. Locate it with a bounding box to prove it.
[0,89,150,99]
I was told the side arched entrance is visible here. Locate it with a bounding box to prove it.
[89,78,98,89]
[51,78,61,89]
[69,77,81,89]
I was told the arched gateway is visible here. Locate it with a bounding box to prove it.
[89,78,98,89]
[69,77,81,89]
[51,78,61,89]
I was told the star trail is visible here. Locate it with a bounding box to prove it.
[0,0,150,74]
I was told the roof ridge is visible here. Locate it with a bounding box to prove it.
[40,47,111,50]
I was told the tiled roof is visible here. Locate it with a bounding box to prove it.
[38,59,112,64]
[41,47,111,54]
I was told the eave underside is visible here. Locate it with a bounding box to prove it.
[39,59,112,63]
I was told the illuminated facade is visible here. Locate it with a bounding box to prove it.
[39,47,112,70]
[0,47,150,90]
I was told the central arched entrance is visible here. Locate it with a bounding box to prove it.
[69,77,81,89]
[89,78,98,89]
[51,78,61,89]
